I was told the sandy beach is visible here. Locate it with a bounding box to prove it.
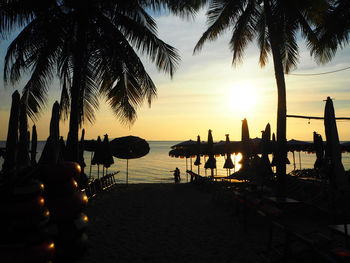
[77,183,269,263]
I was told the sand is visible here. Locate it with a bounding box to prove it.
[77,183,269,263]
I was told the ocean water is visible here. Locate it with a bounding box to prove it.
[1,141,350,183]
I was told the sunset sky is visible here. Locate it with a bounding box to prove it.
[1,9,350,142]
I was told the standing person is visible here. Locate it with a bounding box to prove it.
[171,167,180,183]
[175,167,181,183]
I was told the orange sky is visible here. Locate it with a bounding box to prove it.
[1,10,350,142]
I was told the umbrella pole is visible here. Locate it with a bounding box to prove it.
[299,152,302,170]
[204,156,207,177]
[89,152,93,177]
[97,164,100,179]
[293,152,296,171]
[189,157,192,182]
[186,158,188,173]
[126,159,129,185]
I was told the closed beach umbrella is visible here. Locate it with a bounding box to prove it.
[39,102,60,165]
[78,129,86,172]
[18,99,30,167]
[242,118,250,142]
[91,136,103,179]
[262,123,271,154]
[223,134,234,175]
[102,134,114,175]
[271,133,277,168]
[313,131,324,169]
[240,118,250,169]
[110,136,150,184]
[59,136,67,161]
[324,96,345,189]
[31,125,37,165]
[194,135,201,176]
[260,124,273,186]
[3,91,20,174]
[204,130,216,177]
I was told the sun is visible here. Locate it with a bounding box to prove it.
[228,82,258,113]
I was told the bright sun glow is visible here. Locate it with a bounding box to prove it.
[232,153,242,171]
[228,82,258,113]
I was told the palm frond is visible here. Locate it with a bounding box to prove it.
[256,11,270,67]
[141,0,208,19]
[229,0,257,66]
[111,12,180,77]
[194,0,244,54]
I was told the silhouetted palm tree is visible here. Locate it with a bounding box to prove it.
[0,0,180,161]
[193,0,329,197]
[311,0,350,63]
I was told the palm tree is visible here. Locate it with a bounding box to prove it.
[311,0,350,63]
[193,0,329,198]
[0,0,180,162]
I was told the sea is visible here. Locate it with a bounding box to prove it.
[1,140,350,184]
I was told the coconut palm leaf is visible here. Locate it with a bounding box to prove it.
[311,0,350,63]
[194,0,242,54]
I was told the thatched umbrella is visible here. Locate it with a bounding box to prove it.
[324,96,345,189]
[171,140,197,149]
[204,130,216,177]
[101,134,114,175]
[287,139,312,170]
[223,134,234,176]
[3,91,20,174]
[170,139,196,174]
[110,136,150,184]
[31,125,37,165]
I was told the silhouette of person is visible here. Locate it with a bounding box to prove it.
[172,167,180,183]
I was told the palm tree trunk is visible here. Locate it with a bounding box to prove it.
[264,0,287,199]
[66,21,86,162]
